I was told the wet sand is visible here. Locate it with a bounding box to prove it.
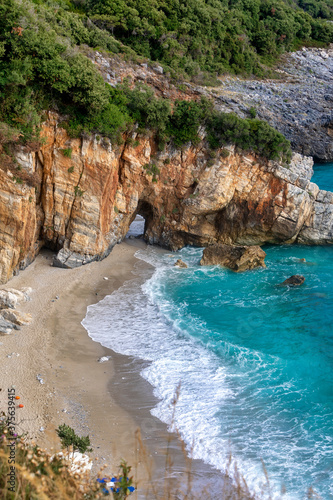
[0,239,230,498]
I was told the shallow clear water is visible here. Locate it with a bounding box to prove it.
[312,162,333,192]
[82,164,333,499]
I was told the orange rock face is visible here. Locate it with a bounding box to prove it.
[0,112,331,283]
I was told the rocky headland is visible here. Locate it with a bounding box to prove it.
[0,47,333,284]
[0,111,332,284]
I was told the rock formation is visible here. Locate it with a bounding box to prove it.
[279,275,305,286]
[211,47,333,161]
[0,113,332,283]
[0,288,32,333]
[200,244,266,272]
[174,259,188,268]
[92,47,333,162]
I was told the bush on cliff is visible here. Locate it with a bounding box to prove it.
[207,113,291,162]
[0,0,291,163]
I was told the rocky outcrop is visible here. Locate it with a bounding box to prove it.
[1,309,32,325]
[174,259,188,268]
[279,275,305,286]
[200,244,266,272]
[0,288,31,333]
[0,114,332,283]
[90,47,333,161]
[210,47,333,161]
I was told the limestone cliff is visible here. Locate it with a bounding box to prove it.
[0,112,332,283]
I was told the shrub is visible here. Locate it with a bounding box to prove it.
[74,185,85,196]
[207,112,291,163]
[0,123,21,144]
[56,424,92,454]
[143,162,160,182]
[62,148,72,158]
[167,98,212,147]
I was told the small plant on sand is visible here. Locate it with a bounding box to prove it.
[56,423,92,455]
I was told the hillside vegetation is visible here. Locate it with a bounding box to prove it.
[1,0,332,163]
[83,0,333,78]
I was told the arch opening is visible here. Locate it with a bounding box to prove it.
[125,200,155,240]
[126,214,145,238]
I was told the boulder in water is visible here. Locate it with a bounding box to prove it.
[279,275,305,286]
[200,244,266,272]
[174,259,188,268]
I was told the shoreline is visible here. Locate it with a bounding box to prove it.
[0,239,229,498]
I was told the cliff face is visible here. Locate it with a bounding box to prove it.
[0,112,332,283]
[212,47,333,161]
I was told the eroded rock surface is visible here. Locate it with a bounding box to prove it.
[200,244,266,272]
[174,259,188,268]
[0,317,17,335]
[279,275,305,286]
[90,47,333,161]
[1,309,32,325]
[0,114,332,283]
[211,47,333,161]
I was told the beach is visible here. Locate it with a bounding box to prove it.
[0,239,227,498]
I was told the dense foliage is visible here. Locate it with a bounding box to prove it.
[83,0,333,78]
[0,0,313,164]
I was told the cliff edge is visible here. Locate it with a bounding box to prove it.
[0,112,332,283]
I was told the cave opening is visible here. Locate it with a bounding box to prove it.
[125,200,155,239]
[126,214,145,238]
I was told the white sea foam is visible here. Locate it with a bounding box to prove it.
[82,245,332,500]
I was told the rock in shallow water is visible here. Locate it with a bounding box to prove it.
[200,244,266,272]
[174,259,188,268]
[279,275,305,286]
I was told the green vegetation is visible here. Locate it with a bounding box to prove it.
[207,112,291,161]
[56,423,92,454]
[74,185,85,196]
[83,0,333,78]
[221,148,230,158]
[1,0,320,165]
[143,162,161,182]
[62,148,73,158]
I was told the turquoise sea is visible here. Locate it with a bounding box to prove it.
[82,162,333,499]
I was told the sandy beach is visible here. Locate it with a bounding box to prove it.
[0,238,228,498]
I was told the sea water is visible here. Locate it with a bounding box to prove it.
[312,162,333,192]
[82,163,333,499]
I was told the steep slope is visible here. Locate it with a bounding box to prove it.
[0,113,331,283]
